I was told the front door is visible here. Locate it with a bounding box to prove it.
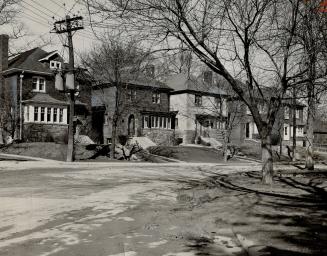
[128,115,135,136]
[245,123,250,138]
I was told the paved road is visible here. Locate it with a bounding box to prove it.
[0,160,258,256]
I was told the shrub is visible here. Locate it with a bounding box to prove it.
[118,135,128,146]
[271,133,281,146]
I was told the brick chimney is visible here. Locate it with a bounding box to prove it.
[203,70,213,85]
[0,34,9,98]
[0,34,9,73]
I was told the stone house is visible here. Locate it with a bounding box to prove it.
[0,34,91,143]
[166,71,228,144]
[91,77,177,145]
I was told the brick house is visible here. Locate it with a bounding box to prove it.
[230,92,306,145]
[166,71,228,144]
[92,77,177,145]
[0,34,91,143]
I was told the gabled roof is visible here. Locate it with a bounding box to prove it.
[165,73,227,96]
[7,48,62,74]
[38,50,59,62]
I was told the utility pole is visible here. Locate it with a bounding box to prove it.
[53,15,84,162]
[19,72,24,141]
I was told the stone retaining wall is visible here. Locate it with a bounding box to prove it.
[142,128,175,146]
[24,123,68,143]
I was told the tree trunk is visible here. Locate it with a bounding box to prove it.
[305,93,314,170]
[292,86,297,162]
[110,118,117,159]
[261,134,274,184]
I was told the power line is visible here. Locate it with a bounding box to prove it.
[21,0,56,19]
[48,0,66,13]
[20,3,52,24]
[28,0,58,17]
[21,13,51,28]
[67,0,80,15]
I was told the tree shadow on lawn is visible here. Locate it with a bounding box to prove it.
[174,169,327,256]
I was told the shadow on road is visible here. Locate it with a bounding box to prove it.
[172,169,327,256]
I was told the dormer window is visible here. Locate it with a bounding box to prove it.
[32,77,46,92]
[195,94,202,106]
[50,60,62,70]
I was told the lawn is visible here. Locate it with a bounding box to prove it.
[0,142,110,161]
[148,145,241,163]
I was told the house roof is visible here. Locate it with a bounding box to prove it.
[165,73,227,96]
[22,93,69,106]
[6,48,61,75]
[93,75,173,91]
[126,76,172,90]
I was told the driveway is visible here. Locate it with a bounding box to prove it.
[0,160,258,256]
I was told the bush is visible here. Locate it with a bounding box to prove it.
[118,135,128,146]
[271,133,281,146]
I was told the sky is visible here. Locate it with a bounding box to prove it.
[8,0,99,63]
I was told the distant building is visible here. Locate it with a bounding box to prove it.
[0,34,91,143]
[231,89,306,145]
[166,71,228,144]
[91,76,177,145]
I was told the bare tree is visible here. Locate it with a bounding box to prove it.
[0,0,22,144]
[84,0,304,184]
[296,0,327,170]
[81,32,152,158]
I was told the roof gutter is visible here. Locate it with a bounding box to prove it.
[2,68,53,77]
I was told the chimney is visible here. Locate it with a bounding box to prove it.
[145,65,155,78]
[0,35,9,73]
[203,70,213,85]
[0,35,9,100]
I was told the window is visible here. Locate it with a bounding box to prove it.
[34,107,39,121]
[215,97,222,111]
[128,89,136,101]
[53,108,58,123]
[32,77,46,92]
[25,106,29,122]
[50,60,62,70]
[152,92,161,104]
[296,109,300,119]
[40,107,45,122]
[284,126,288,136]
[284,107,289,119]
[195,95,202,106]
[175,118,178,128]
[59,108,64,123]
[155,116,159,127]
[32,77,38,91]
[104,114,109,125]
[297,126,303,136]
[47,108,51,122]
